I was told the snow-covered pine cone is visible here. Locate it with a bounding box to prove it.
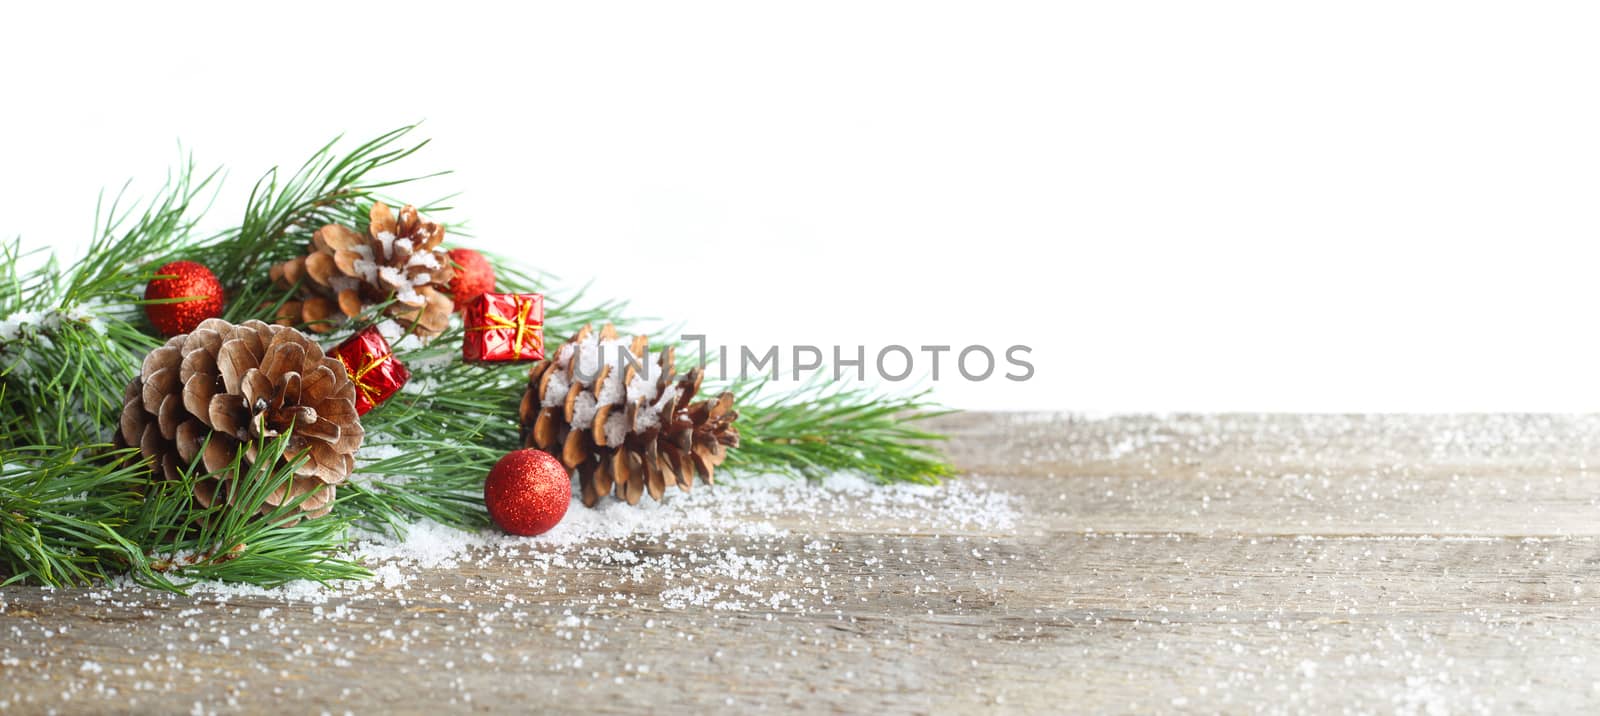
[519,324,740,507]
[270,202,455,340]
[115,318,364,519]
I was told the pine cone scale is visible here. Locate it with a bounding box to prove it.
[239,369,271,409]
[181,327,223,361]
[180,372,215,419]
[315,224,363,253]
[337,289,362,318]
[300,364,340,404]
[304,252,336,285]
[207,393,248,438]
[216,340,256,395]
[156,393,183,439]
[260,334,304,377]
[293,415,340,444]
[201,436,236,473]
[175,420,205,462]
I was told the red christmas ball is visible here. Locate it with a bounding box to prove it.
[143,260,224,337]
[446,248,496,312]
[484,449,571,536]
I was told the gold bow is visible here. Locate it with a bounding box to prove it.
[466,296,541,359]
[340,352,391,406]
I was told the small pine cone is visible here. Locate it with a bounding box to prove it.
[269,202,455,339]
[115,318,364,519]
[519,324,740,507]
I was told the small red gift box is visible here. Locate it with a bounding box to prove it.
[331,325,410,416]
[464,292,545,363]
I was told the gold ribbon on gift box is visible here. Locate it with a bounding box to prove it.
[337,352,392,407]
[466,296,542,360]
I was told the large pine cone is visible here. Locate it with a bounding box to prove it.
[519,324,740,507]
[116,318,364,518]
[269,202,455,339]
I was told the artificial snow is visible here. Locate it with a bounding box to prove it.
[1,305,110,378]
[573,343,603,382]
[405,251,441,271]
[392,283,422,307]
[351,258,379,284]
[602,412,627,447]
[8,468,1010,707]
[594,366,626,407]
[541,372,571,409]
[570,392,598,429]
[377,265,406,290]
[625,374,657,405]
[374,231,396,260]
[0,309,48,342]
[177,472,1019,608]
[329,276,360,295]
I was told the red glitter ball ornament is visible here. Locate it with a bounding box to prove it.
[446,248,496,313]
[142,260,224,337]
[484,449,571,536]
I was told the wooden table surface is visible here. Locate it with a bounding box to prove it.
[5,414,1600,714]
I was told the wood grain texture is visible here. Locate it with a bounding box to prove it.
[4,414,1600,714]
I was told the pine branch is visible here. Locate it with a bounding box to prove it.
[1,158,217,448]
[338,340,520,534]
[0,444,150,588]
[0,132,437,590]
[0,314,144,447]
[338,451,495,535]
[121,431,367,591]
[482,253,637,340]
[71,156,223,306]
[200,126,439,283]
[0,434,368,592]
[164,126,447,330]
[0,126,961,594]
[724,381,955,485]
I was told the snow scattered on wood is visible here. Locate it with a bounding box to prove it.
[189,473,1019,608]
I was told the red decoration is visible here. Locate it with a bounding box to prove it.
[484,449,570,536]
[446,248,497,312]
[143,260,224,337]
[330,325,410,416]
[463,292,544,363]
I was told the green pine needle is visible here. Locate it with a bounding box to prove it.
[725,381,954,485]
[123,433,368,591]
[0,445,149,588]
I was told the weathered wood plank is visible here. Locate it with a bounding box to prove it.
[937,413,1600,481]
[944,413,1600,537]
[6,529,1600,713]
[4,414,1600,714]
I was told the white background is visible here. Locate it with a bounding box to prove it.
[3,2,1598,411]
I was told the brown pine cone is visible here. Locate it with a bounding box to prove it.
[116,318,364,519]
[519,324,740,506]
[269,202,455,339]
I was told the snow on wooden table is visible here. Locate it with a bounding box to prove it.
[4,414,1600,713]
